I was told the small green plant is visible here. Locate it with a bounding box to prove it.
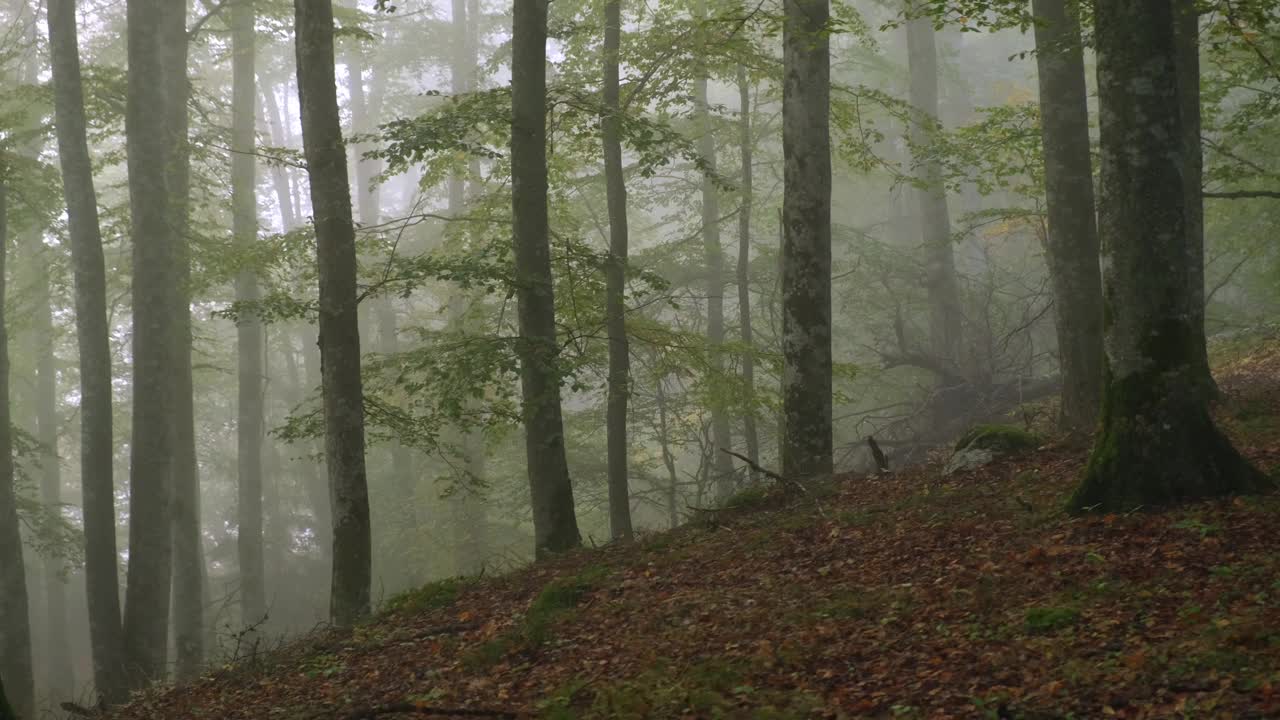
[1023,605,1080,634]
[723,485,771,509]
[1173,517,1221,539]
[302,652,345,679]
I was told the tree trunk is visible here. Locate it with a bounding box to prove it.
[735,65,760,479]
[0,172,34,720]
[295,0,373,626]
[780,0,834,479]
[692,0,735,499]
[45,0,127,700]
[906,3,962,371]
[1173,0,1217,400]
[1070,0,1271,513]
[261,83,297,231]
[0,672,13,720]
[511,0,582,558]
[602,0,634,541]
[1031,0,1104,432]
[123,0,176,685]
[233,0,267,635]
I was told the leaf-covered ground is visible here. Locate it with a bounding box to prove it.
[108,338,1280,720]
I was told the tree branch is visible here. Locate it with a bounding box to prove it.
[188,0,233,41]
[1203,190,1280,200]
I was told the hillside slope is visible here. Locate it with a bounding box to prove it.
[106,338,1280,720]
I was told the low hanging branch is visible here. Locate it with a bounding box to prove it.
[341,702,522,719]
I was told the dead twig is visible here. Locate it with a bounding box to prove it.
[719,448,827,519]
[342,702,522,719]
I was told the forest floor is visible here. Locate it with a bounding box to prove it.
[107,334,1280,720]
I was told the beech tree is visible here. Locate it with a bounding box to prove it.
[1031,0,1103,432]
[780,0,834,479]
[1070,0,1272,512]
[511,0,582,557]
[295,0,373,626]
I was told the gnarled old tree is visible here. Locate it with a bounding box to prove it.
[295,0,373,626]
[780,0,834,479]
[1070,0,1272,512]
[1031,0,1103,432]
[512,0,582,557]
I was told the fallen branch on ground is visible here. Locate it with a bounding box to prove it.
[341,702,522,719]
[719,448,827,518]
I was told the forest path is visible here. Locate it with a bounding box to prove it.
[106,334,1280,720]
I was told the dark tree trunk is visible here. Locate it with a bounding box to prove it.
[780,0,834,479]
[1173,0,1217,400]
[233,0,267,635]
[511,0,582,558]
[1031,0,1104,432]
[295,0,373,626]
[45,0,127,700]
[1070,0,1271,513]
[736,65,760,478]
[906,3,962,370]
[123,0,176,685]
[603,0,634,541]
[0,672,13,720]
[0,172,33,720]
[693,0,735,499]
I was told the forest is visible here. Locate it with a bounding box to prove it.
[0,0,1279,717]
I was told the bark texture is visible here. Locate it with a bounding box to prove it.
[45,0,127,699]
[0,173,33,720]
[1030,0,1104,432]
[1071,0,1271,513]
[295,0,373,626]
[780,0,834,479]
[603,0,634,541]
[511,0,582,558]
[123,0,176,685]
[233,0,267,634]
[736,65,760,478]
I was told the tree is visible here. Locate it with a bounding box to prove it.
[45,0,128,700]
[122,0,176,685]
[0,672,13,720]
[735,64,760,479]
[0,166,33,720]
[1069,0,1272,513]
[780,0,833,479]
[511,0,582,558]
[233,0,267,635]
[295,0,373,625]
[602,0,634,541]
[1031,0,1104,432]
[906,2,962,372]
[692,0,735,500]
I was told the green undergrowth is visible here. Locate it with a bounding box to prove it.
[381,576,468,616]
[955,424,1043,453]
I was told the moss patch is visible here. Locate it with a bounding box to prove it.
[954,424,1042,453]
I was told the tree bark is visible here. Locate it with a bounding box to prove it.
[735,65,760,479]
[511,0,582,558]
[295,0,373,626]
[1173,0,1217,400]
[123,0,176,685]
[1070,0,1271,513]
[780,0,834,480]
[45,0,127,700]
[1031,0,1104,432]
[0,171,34,720]
[233,0,267,636]
[693,0,735,499]
[602,0,634,541]
[906,3,962,371]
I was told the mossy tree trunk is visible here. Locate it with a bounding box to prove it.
[1070,0,1271,513]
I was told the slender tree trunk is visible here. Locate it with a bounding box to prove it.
[45,0,127,700]
[28,237,74,699]
[0,673,13,720]
[233,0,267,635]
[1031,0,1104,432]
[602,0,634,541]
[654,376,679,530]
[123,0,176,685]
[261,83,298,231]
[0,172,33,720]
[295,0,373,626]
[906,3,962,371]
[735,65,760,478]
[1174,0,1217,399]
[780,0,834,479]
[511,0,582,558]
[693,0,735,499]
[1070,0,1271,513]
